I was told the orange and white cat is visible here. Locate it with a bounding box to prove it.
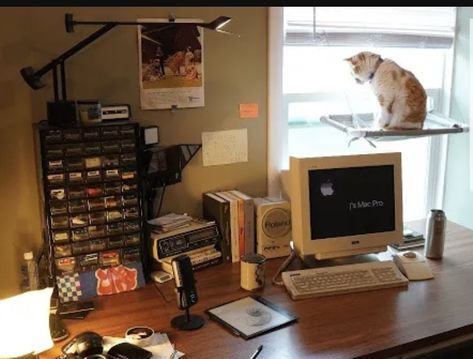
[345,51,427,130]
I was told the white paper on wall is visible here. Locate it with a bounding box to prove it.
[201,129,248,166]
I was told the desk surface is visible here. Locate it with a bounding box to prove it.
[43,220,473,359]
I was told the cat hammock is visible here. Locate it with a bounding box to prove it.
[320,111,469,143]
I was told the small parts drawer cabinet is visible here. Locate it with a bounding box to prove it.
[37,121,146,302]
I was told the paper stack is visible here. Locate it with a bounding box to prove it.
[103,332,184,358]
[148,213,193,233]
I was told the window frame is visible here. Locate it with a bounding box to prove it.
[268,7,457,218]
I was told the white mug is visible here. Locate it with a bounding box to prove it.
[240,254,266,291]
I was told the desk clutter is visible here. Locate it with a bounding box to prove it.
[58,328,184,359]
[37,122,146,303]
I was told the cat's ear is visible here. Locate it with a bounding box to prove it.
[344,56,357,65]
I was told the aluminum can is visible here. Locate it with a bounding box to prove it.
[424,209,446,259]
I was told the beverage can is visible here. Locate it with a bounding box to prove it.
[424,209,446,259]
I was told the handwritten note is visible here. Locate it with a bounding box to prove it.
[201,129,248,167]
[239,103,259,118]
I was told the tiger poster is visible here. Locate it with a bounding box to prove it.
[138,18,204,109]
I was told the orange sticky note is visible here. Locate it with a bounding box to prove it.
[239,103,259,119]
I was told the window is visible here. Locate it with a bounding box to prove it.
[269,7,457,222]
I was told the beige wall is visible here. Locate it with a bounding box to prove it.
[0,8,44,298]
[0,7,268,297]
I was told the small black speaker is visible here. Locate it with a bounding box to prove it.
[47,100,78,127]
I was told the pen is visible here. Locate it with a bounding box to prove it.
[250,344,263,359]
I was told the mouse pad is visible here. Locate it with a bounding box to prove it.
[205,295,297,340]
[107,342,152,359]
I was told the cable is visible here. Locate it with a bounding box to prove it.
[153,281,173,303]
[272,251,298,286]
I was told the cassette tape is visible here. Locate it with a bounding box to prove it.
[101,105,130,121]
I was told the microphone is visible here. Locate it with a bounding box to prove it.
[171,254,198,309]
[170,254,204,330]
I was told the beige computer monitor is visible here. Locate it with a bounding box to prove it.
[286,152,403,260]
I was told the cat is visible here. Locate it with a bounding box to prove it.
[345,51,427,130]
[165,51,185,75]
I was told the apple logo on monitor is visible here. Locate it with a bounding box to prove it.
[320,180,334,196]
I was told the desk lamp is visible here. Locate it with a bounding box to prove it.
[20,13,232,126]
[0,287,54,358]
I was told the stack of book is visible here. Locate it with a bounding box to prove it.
[202,189,255,263]
[389,228,425,250]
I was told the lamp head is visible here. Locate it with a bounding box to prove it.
[20,67,45,90]
[0,288,54,358]
[202,16,231,32]
[65,13,75,33]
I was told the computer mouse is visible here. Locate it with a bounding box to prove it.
[62,331,103,358]
[403,251,417,259]
[393,251,434,281]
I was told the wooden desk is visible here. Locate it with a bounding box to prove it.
[42,220,473,359]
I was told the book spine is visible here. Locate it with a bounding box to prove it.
[230,190,255,255]
[236,197,245,258]
[225,191,245,259]
[216,192,240,262]
[202,194,232,263]
[244,199,255,254]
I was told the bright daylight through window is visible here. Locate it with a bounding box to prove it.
[282,7,457,221]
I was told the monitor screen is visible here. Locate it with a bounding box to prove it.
[309,165,395,240]
[285,153,402,260]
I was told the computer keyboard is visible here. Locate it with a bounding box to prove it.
[282,260,408,300]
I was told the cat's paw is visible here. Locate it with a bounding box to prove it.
[376,115,390,127]
[376,119,390,129]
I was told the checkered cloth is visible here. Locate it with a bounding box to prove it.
[56,273,82,302]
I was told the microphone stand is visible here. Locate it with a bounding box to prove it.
[170,287,204,331]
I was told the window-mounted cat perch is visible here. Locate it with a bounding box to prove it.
[320,112,469,142]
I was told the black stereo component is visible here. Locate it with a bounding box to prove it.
[47,100,78,127]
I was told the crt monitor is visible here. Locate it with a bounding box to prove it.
[286,152,403,260]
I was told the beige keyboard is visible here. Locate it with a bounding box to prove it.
[282,260,408,300]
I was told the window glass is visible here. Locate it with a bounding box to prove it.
[283,11,452,221]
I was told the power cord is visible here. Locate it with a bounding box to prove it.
[272,241,299,286]
[153,281,173,303]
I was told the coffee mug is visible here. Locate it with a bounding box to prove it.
[240,254,266,291]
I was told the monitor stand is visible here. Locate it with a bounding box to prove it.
[301,253,381,269]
